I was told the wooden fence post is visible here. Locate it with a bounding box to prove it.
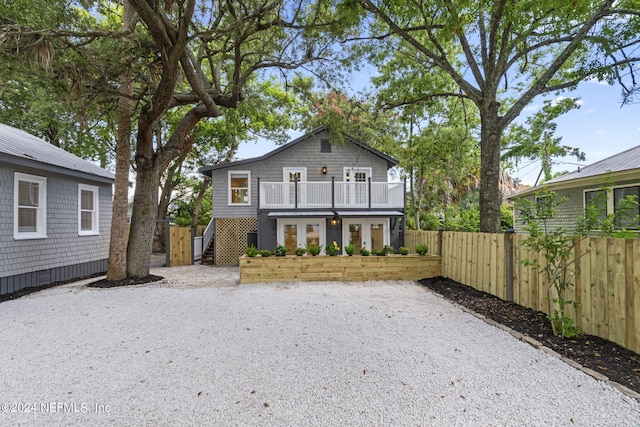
[504,229,514,302]
[438,228,444,256]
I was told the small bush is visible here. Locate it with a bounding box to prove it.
[415,244,428,255]
[274,243,287,257]
[245,245,258,257]
[294,247,306,256]
[344,244,355,256]
[325,241,340,256]
[307,244,322,256]
[399,246,409,255]
[360,248,370,256]
[258,249,272,257]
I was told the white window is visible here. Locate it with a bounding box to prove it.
[14,172,47,240]
[78,184,99,235]
[228,171,251,206]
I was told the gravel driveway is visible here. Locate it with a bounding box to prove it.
[1,265,639,426]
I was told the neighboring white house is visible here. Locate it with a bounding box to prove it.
[0,123,115,296]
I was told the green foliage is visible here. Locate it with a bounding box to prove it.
[517,189,580,338]
[360,248,370,256]
[399,246,409,255]
[245,245,258,257]
[325,241,340,256]
[517,185,639,338]
[274,243,288,257]
[503,98,584,184]
[295,247,307,256]
[344,244,355,256]
[307,244,322,256]
[415,244,428,256]
[258,250,272,258]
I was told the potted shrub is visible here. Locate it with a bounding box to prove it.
[360,248,370,256]
[258,249,272,257]
[295,247,306,256]
[245,244,258,257]
[274,243,287,257]
[325,241,340,256]
[399,246,409,255]
[415,244,428,256]
[383,245,394,256]
[344,244,355,256]
[307,244,322,256]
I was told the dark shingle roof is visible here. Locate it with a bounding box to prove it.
[0,123,114,182]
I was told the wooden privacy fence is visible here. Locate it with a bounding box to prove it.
[404,230,640,354]
[169,226,192,267]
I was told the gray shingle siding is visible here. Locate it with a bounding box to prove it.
[513,177,640,233]
[211,130,390,218]
[0,163,112,278]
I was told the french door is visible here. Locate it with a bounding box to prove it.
[343,167,371,207]
[283,167,306,207]
[277,218,325,255]
[342,218,388,254]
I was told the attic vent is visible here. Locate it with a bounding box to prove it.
[320,139,331,153]
[22,153,35,160]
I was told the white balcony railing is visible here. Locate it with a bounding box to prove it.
[259,181,404,209]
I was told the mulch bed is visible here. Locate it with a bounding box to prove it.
[419,276,640,395]
[86,275,164,288]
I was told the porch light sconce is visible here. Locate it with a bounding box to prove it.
[331,214,340,226]
[322,166,327,175]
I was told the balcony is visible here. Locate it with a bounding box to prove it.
[259,180,405,209]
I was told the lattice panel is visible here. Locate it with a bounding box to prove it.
[215,217,258,265]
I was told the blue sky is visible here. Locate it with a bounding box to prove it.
[236,76,640,187]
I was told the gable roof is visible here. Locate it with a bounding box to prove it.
[508,144,640,199]
[198,126,398,177]
[0,123,114,183]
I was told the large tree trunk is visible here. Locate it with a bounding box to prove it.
[191,178,211,228]
[107,0,135,281]
[127,152,160,278]
[479,106,502,233]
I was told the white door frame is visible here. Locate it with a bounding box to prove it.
[343,167,371,206]
[283,167,307,207]
[342,218,389,254]
[277,218,326,251]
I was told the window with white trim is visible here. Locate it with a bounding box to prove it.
[228,171,251,205]
[14,172,47,239]
[584,185,640,230]
[78,184,99,235]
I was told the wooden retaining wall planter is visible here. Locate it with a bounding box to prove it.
[239,254,442,284]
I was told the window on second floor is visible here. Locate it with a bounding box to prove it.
[229,171,251,205]
[79,184,99,235]
[14,172,47,239]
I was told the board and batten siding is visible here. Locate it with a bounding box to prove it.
[0,164,112,278]
[211,129,390,219]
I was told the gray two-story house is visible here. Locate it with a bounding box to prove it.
[199,127,405,265]
[0,123,114,296]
